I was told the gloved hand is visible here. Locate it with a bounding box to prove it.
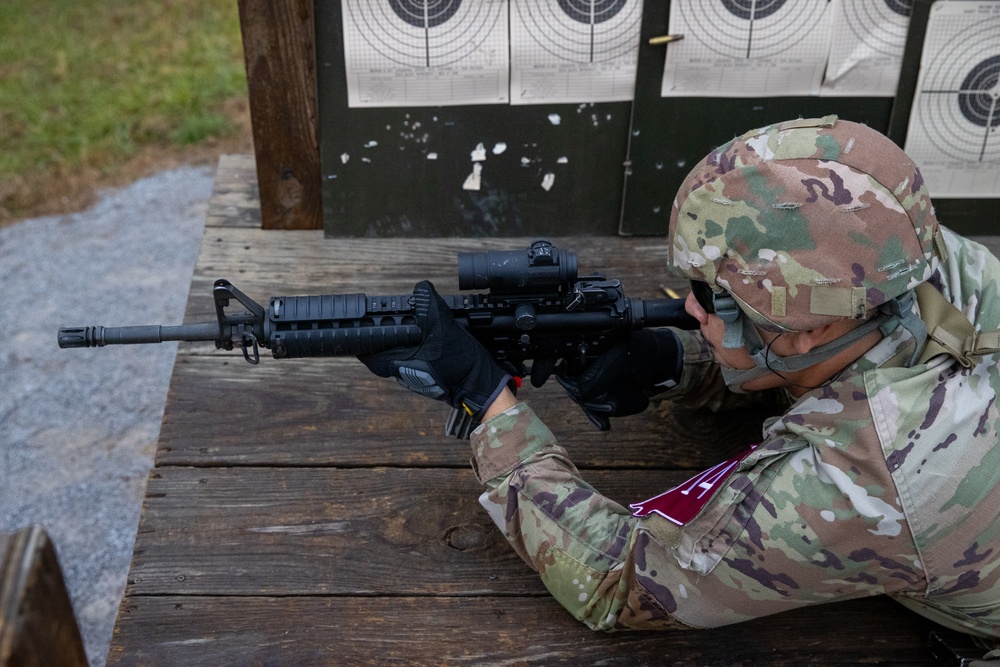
[358,280,513,420]
[556,328,682,431]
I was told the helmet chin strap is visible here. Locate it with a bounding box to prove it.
[717,290,927,393]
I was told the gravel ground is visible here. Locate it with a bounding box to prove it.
[0,166,213,667]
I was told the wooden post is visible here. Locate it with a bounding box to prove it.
[0,527,88,667]
[237,0,323,230]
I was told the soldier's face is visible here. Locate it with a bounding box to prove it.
[684,290,800,392]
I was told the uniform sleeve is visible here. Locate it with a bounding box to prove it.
[469,402,693,631]
[470,391,926,632]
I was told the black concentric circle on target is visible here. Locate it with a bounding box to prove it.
[557,0,629,25]
[678,0,826,59]
[841,0,912,57]
[347,0,504,67]
[958,55,1000,128]
[721,0,787,20]
[884,0,912,18]
[515,0,642,63]
[388,0,462,27]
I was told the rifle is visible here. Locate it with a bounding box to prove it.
[58,241,698,436]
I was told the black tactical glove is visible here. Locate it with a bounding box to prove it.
[358,280,513,420]
[557,328,682,431]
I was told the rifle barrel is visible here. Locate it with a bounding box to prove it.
[57,323,221,349]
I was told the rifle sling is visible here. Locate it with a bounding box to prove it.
[914,282,1000,368]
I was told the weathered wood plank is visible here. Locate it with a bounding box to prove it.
[237,1,321,230]
[108,595,935,666]
[157,355,774,468]
[203,155,261,229]
[0,528,88,667]
[125,467,691,597]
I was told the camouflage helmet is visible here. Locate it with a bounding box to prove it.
[668,115,939,333]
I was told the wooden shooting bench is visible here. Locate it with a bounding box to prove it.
[104,155,958,665]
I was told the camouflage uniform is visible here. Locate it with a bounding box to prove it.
[469,117,1000,638]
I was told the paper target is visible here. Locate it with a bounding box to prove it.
[904,3,1000,198]
[341,0,509,107]
[676,0,828,59]
[912,16,1000,163]
[346,0,505,67]
[514,0,642,63]
[839,0,913,57]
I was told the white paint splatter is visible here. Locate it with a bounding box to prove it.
[541,172,555,191]
[820,510,836,522]
[470,142,487,162]
[463,163,483,191]
[556,156,568,164]
[547,113,561,125]
[340,153,350,164]
[492,142,507,155]
[426,152,438,160]
[364,140,378,148]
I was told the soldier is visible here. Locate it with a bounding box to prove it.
[358,116,1000,640]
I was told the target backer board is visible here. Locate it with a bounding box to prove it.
[316,0,995,237]
[318,0,636,236]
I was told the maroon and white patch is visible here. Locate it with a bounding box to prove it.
[630,443,760,525]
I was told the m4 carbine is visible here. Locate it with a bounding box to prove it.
[58,241,698,436]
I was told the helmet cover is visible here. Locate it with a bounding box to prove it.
[668,115,939,332]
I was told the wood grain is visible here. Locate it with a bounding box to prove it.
[126,467,692,597]
[0,528,88,667]
[237,0,321,230]
[157,355,773,469]
[109,595,934,666]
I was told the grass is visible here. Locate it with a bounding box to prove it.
[0,0,249,221]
